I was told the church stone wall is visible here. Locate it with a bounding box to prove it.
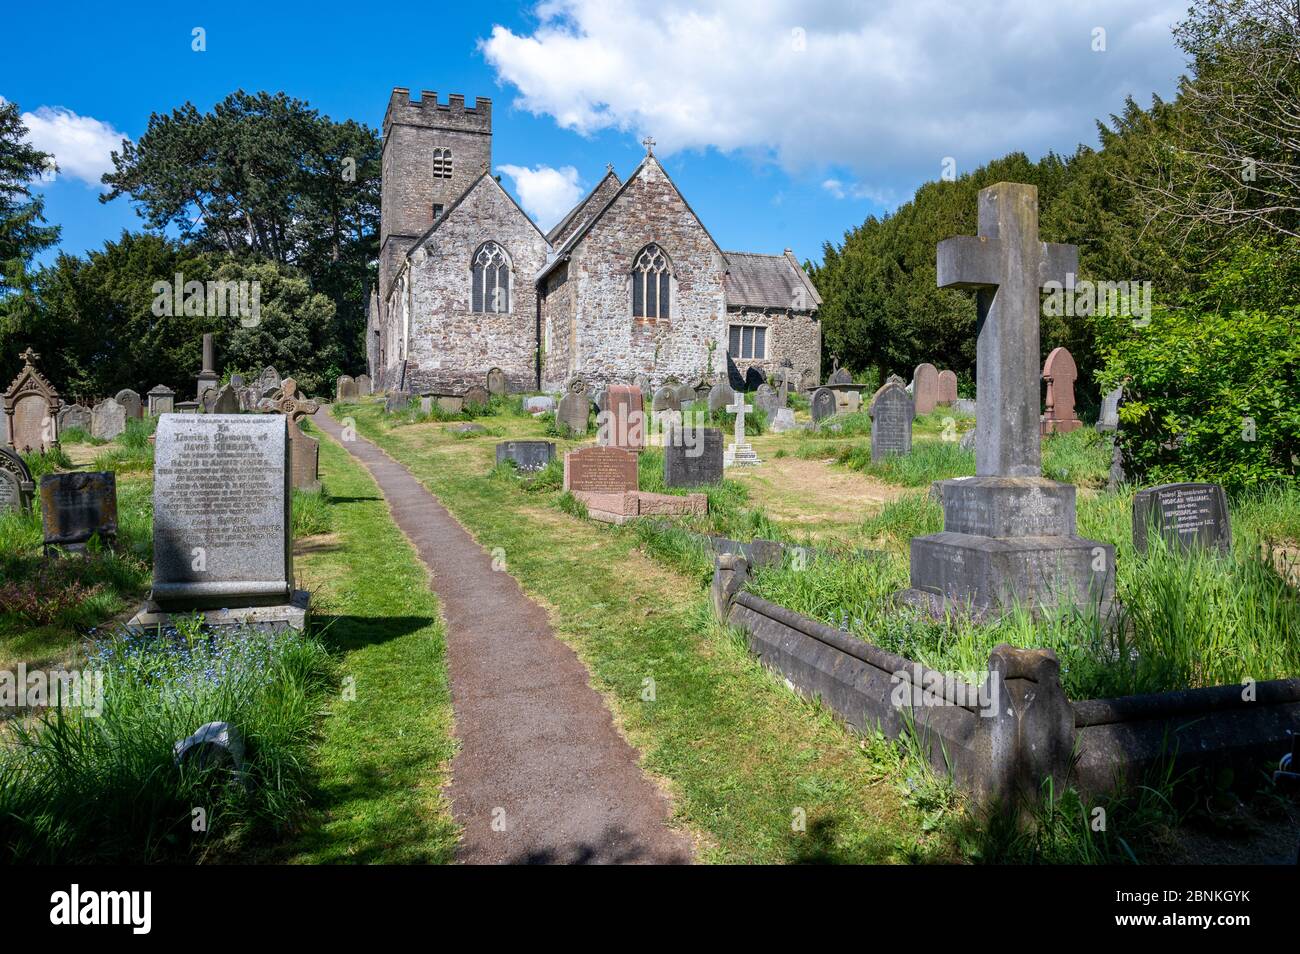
[565,160,727,392]
[726,307,822,391]
[402,179,549,395]
[540,264,576,392]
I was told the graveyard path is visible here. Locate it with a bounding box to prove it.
[313,412,693,865]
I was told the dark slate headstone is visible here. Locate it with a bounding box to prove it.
[496,440,556,472]
[664,426,723,488]
[743,366,766,392]
[811,387,837,423]
[0,447,35,514]
[1132,482,1231,555]
[869,382,913,461]
[40,471,118,553]
[828,365,852,386]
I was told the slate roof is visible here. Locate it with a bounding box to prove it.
[723,250,822,311]
[546,169,621,247]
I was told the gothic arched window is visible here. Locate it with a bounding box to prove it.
[472,242,510,314]
[632,244,671,320]
[432,148,453,179]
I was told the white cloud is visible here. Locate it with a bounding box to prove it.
[482,0,1185,200]
[497,163,584,229]
[20,105,128,188]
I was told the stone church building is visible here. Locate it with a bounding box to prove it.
[368,88,822,395]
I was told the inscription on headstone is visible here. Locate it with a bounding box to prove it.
[1132,482,1231,555]
[870,382,913,462]
[811,387,837,423]
[496,440,556,473]
[0,447,34,514]
[664,427,723,488]
[563,446,638,493]
[40,472,117,553]
[115,389,142,420]
[557,378,591,434]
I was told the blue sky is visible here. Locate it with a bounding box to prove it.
[4,0,1188,268]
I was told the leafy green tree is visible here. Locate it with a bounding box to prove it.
[0,99,60,298]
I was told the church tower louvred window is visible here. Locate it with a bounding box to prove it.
[432,148,453,179]
[632,244,671,320]
[472,242,510,314]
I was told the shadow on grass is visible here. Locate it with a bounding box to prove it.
[311,614,438,653]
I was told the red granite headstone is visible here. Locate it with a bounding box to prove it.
[1041,346,1082,435]
[936,369,958,406]
[598,384,645,452]
[563,446,639,493]
[912,363,939,416]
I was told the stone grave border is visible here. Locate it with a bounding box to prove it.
[711,553,1300,807]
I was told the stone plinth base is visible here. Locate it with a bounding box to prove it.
[574,491,707,525]
[724,442,760,467]
[128,590,311,635]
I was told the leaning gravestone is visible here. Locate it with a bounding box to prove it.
[57,404,92,433]
[496,440,555,473]
[4,348,61,454]
[91,398,127,440]
[900,181,1113,621]
[936,370,958,406]
[753,383,780,419]
[40,471,117,553]
[132,414,307,631]
[811,387,837,424]
[911,363,939,416]
[147,385,175,416]
[707,379,735,415]
[562,445,638,493]
[664,426,723,488]
[1132,483,1231,555]
[0,447,34,514]
[557,378,591,434]
[486,367,508,396]
[1040,346,1082,435]
[870,380,913,462]
[115,389,142,420]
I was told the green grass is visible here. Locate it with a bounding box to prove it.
[275,429,458,864]
[58,426,105,446]
[335,400,961,864]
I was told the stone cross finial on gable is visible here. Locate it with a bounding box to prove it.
[642,136,655,156]
[19,348,39,366]
[936,182,1077,478]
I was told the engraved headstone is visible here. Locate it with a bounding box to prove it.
[811,387,837,423]
[57,404,92,433]
[900,182,1113,621]
[599,384,645,452]
[355,374,373,396]
[496,440,556,472]
[336,375,357,402]
[828,358,852,386]
[266,389,321,491]
[4,348,61,454]
[707,379,735,415]
[0,447,35,514]
[115,389,142,420]
[652,386,680,415]
[134,414,305,630]
[1040,346,1082,435]
[664,426,723,488]
[753,383,780,419]
[486,367,508,396]
[464,385,491,410]
[1132,483,1231,555]
[936,370,958,406]
[562,445,638,493]
[256,366,281,394]
[870,381,913,462]
[146,384,175,418]
[911,363,939,416]
[212,384,241,415]
[385,391,414,413]
[557,378,591,434]
[91,397,127,440]
[770,407,797,433]
[40,471,117,553]
[674,382,696,407]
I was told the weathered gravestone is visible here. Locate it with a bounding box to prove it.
[486,367,508,396]
[674,382,696,407]
[753,383,780,419]
[769,407,798,432]
[811,387,837,424]
[57,404,92,433]
[692,377,712,404]
[599,384,645,452]
[723,396,760,467]
[911,363,939,416]
[385,391,415,413]
[1132,482,1231,555]
[267,383,321,491]
[652,386,680,414]
[562,445,639,493]
[40,472,117,553]
[211,384,241,415]
[1040,346,1082,435]
[827,358,852,386]
[256,366,281,395]
[0,447,34,514]
[664,426,723,488]
[132,414,307,631]
[147,385,175,416]
[870,380,913,462]
[707,378,735,414]
[496,440,555,472]
[91,398,127,440]
[4,348,61,454]
[936,370,958,406]
[464,385,491,410]
[900,182,1114,620]
[355,374,373,396]
[115,389,142,420]
[336,375,357,402]
[1096,386,1122,433]
[556,378,591,434]
[196,333,220,402]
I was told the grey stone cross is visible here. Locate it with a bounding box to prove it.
[642,136,655,155]
[937,182,1077,478]
[726,395,751,446]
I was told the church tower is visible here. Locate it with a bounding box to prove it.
[378,89,492,322]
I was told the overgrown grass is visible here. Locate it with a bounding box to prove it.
[58,426,105,446]
[21,445,73,478]
[91,417,158,474]
[291,487,332,537]
[0,623,334,863]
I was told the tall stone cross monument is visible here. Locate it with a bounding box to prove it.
[900,183,1114,620]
